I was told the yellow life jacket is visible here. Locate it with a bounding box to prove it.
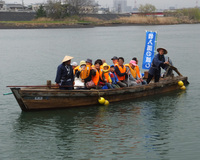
[126,64,137,79]
[80,65,91,80]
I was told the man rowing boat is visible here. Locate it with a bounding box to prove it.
[147,48,169,84]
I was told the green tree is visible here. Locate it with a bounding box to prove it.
[177,8,200,21]
[138,4,156,14]
[64,0,94,15]
[36,5,47,18]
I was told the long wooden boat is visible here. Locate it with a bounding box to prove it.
[9,76,188,111]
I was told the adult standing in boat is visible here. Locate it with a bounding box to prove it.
[147,48,169,84]
[115,57,128,87]
[55,55,74,90]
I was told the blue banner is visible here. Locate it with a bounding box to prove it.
[142,31,157,69]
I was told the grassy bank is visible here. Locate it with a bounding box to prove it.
[0,16,199,29]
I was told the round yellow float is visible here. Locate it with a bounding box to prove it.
[178,81,184,87]
[180,86,186,90]
[98,97,105,104]
[104,100,109,106]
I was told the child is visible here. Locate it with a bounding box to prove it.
[110,65,120,88]
[100,63,114,89]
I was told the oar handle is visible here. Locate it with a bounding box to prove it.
[3,92,13,95]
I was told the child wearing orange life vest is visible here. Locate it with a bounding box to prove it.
[100,63,114,89]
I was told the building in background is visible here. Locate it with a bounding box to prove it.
[0,0,5,10]
[113,0,132,13]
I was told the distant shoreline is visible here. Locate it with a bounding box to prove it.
[0,22,199,30]
[0,16,199,29]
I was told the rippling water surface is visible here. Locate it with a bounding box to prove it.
[0,24,200,159]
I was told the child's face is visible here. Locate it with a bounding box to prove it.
[104,66,109,70]
[95,63,100,70]
[110,67,115,72]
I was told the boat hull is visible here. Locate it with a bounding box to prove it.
[10,76,188,111]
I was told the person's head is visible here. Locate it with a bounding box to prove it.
[118,57,124,66]
[79,60,86,68]
[86,58,92,66]
[110,65,115,72]
[157,48,167,55]
[132,57,138,64]
[71,62,78,69]
[62,55,73,66]
[129,60,137,69]
[103,63,110,71]
[111,56,118,64]
[94,59,103,70]
[102,59,106,64]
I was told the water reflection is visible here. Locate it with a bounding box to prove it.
[140,91,186,159]
[12,90,187,159]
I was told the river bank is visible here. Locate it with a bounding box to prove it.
[0,16,199,29]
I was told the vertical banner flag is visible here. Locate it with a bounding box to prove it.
[142,31,157,69]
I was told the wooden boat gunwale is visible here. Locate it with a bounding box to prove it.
[9,76,188,111]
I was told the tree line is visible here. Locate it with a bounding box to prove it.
[36,1,200,21]
[36,0,95,19]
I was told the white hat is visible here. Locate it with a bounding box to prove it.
[62,56,73,63]
[71,62,78,66]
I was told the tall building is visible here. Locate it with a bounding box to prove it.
[113,0,127,13]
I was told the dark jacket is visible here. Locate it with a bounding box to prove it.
[148,53,166,76]
[114,65,127,77]
[55,63,74,85]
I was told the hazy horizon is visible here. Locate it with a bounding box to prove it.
[4,0,199,9]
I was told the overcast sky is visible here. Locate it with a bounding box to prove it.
[5,0,199,9]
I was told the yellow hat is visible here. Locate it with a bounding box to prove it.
[62,56,73,63]
[79,60,86,66]
[103,63,110,70]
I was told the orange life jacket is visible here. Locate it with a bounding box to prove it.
[115,64,126,81]
[74,66,80,75]
[80,65,91,80]
[92,69,99,85]
[135,65,141,78]
[99,69,104,82]
[114,62,118,66]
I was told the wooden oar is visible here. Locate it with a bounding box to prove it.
[167,64,183,76]
[164,63,189,84]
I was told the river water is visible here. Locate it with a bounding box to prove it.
[0,24,200,159]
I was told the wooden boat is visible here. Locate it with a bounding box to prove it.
[8,75,188,111]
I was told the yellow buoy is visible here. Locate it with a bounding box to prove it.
[181,86,186,90]
[104,100,109,106]
[98,97,105,104]
[178,81,184,87]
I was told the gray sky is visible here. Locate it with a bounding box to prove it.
[5,0,199,9]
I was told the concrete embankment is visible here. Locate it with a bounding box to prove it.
[0,12,130,21]
[0,11,35,21]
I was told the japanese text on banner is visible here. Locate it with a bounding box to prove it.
[142,31,157,70]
